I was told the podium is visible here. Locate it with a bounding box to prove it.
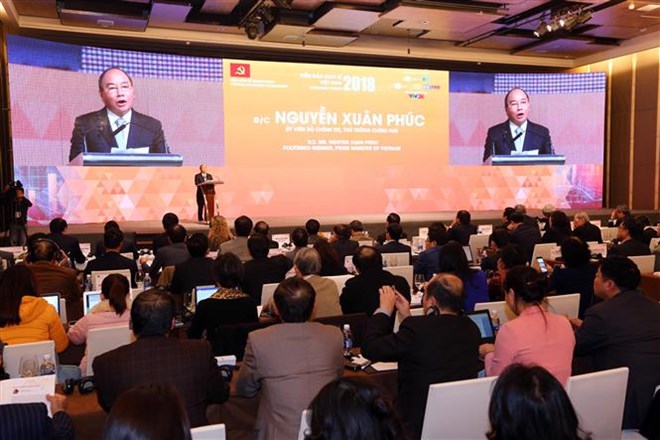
[70,153,183,167]
[196,179,224,221]
[484,154,566,166]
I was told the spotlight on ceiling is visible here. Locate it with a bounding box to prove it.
[533,7,593,38]
[534,21,548,37]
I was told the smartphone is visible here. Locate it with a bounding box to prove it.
[537,257,548,274]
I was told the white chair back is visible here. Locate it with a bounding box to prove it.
[261,282,279,307]
[474,300,516,324]
[91,269,132,290]
[297,409,311,440]
[59,298,67,323]
[600,227,618,242]
[468,234,489,264]
[385,265,413,287]
[546,293,580,319]
[394,306,424,333]
[191,423,226,440]
[86,324,133,376]
[650,237,660,252]
[566,367,629,440]
[327,274,353,296]
[629,255,655,274]
[530,243,558,264]
[382,252,410,268]
[421,376,498,439]
[3,341,56,379]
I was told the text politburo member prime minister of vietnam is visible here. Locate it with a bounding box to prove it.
[482,87,554,163]
[69,67,167,162]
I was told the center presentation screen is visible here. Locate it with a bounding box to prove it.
[7,36,605,225]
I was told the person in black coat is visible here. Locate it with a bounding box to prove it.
[361,274,482,439]
[84,228,138,287]
[507,212,541,263]
[609,217,652,258]
[340,246,410,315]
[169,233,215,296]
[94,221,138,259]
[48,218,86,264]
[541,210,572,245]
[376,223,412,264]
[330,224,359,262]
[448,210,477,246]
[572,212,603,243]
[0,397,74,440]
[241,233,293,304]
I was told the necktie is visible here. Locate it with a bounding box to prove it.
[115,118,127,150]
[514,127,523,152]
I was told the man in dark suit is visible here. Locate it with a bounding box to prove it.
[194,164,215,222]
[376,223,412,264]
[254,220,279,249]
[483,87,553,162]
[93,289,229,427]
[94,220,138,259]
[69,67,166,162]
[414,222,449,280]
[305,218,323,245]
[0,395,74,440]
[152,212,179,253]
[241,233,293,304]
[609,217,652,258]
[572,212,603,243]
[330,224,359,262]
[573,257,660,429]
[340,246,411,315]
[148,225,191,280]
[362,274,482,439]
[84,228,138,287]
[170,233,215,296]
[376,212,408,245]
[48,218,86,265]
[448,210,478,246]
[607,204,631,227]
[507,212,541,263]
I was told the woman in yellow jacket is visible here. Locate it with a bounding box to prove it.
[0,265,68,353]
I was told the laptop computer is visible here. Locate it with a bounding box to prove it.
[42,293,61,315]
[195,285,217,305]
[83,291,102,315]
[466,310,496,343]
[463,246,475,265]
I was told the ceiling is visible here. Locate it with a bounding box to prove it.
[1,0,659,69]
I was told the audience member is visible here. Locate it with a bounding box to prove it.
[306,377,408,440]
[84,227,138,287]
[103,384,191,440]
[208,215,233,252]
[437,241,488,312]
[234,277,343,440]
[376,212,408,245]
[487,244,527,301]
[330,224,359,261]
[48,217,86,264]
[636,215,658,246]
[573,256,660,429]
[254,220,279,249]
[152,212,179,253]
[448,210,477,245]
[609,216,652,257]
[188,253,258,339]
[507,211,541,263]
[487,364,591,440]
[0,265,68,352]
[148,225,191,279]
[26,238,83,320]
[481,266,575,385]
[305,218,322,245]
[572,212,603,243]
[362,274,481,439]
[413,222,448,280]
[340,246,410,315]
[349,220,375,243]
[480,227,509,272]
[0,394,74,440]
[285,227,308,262]
[376,223,412,264]
[501,206,515,229]
[541,210,572,245]
[93,289,228,427]
[548,238,596,318]
[241,234,293,304]
[539,203,555,231]
[513,204,539,229]
[313,239,348,276]
[220,215,253,262]
[169,233,215,296]
[67,273,131,374]
[94,220,138,259]
[293,248,341,318]
[607,204,631,227]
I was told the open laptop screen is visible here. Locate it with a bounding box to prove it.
[463,246,474,264]
[466,310,496,343]
[195,285,217,305]
[83,291,102,315]
[42,293,61,314]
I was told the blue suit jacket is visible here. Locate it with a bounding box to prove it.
[69,108,166,161]
[483,120,553,162]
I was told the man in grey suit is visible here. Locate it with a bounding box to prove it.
[219,215,253,262]
[234,277,343,440]
[293,248,341,318]
[148,225,190,280]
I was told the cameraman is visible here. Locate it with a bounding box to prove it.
[2,183,32,246]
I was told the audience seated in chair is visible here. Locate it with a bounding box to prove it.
[152,212,179,254]
[376,223,412,264]
[94,220,138,259]
[349,219,375,243]
[313,239,348,277]
[572,212,603,244]
[437,241,488,312]
[305,218,323,245]
[541,210,572,246]
[0,394,74,440]
[253,220,279,249]
[448,210,477,246]
[285,227,308,262]
[219,215,253,262]
[293,248,341,318]
[84,228,138,287]
[208,215,233,252]
[169,233,215,296]
[48,217,86,265]
[241,234,293,304]
[413,222,448,280]
[330,224,359,262]
[609,217,652,258]
[148,225,191,280]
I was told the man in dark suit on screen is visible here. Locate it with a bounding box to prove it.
[69,67,167,162]
[483,87,553,162]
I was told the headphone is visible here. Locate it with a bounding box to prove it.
[63,376,95,395]
[425,305,439,316]
[26,238,70,267]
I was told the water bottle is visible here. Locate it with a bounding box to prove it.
[143,274,152,289]
[39,354,56,376]
[342,324,353,357]
[489,309,501,333]
[84,274,92,292]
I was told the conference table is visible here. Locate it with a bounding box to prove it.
[640,272,660,301]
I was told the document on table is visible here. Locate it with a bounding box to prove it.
[0,375,56,416]
[370,362,398,371]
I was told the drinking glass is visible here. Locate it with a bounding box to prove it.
[414,274,425,294]
[19,355,39,377]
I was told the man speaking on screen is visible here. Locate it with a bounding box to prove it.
[69,67,167,162]
[482,87,553,163]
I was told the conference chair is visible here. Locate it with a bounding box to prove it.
[260,282,279,307]
[545,293,580,319]
[3,341,56,379]
[393,305,424,333]
[206,319,279,360]
[191,423,226,440]
[629,255,655,274]
[600,227,618,242]
[382,252,410,268]
[468,234,489,264]
[86,324,133,376]
[156,265,175,288]
[91,269,132,290]
[566,367,629,440]
[327,274,353,295]
[474,300,516,325]
[385,265,413,287]
[297,409,311,440]
[420,376,498,439]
